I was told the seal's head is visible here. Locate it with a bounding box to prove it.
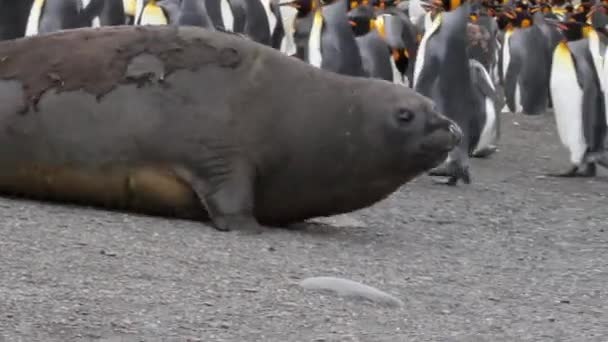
[356,81,462,175]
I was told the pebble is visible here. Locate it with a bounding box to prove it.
[299,276,404,308]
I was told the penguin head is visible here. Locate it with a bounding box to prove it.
[420,0,467,14]
[587,4,608,31]
[369,0,402,9]
[279,0,321,18]
[548,17,587,40]
[495,7,520,29]
[347,4,376,36]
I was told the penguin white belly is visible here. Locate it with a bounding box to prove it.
[473,97,498,155]
[25,0,45,36]
[514,82,523,113]
[134,0,145,24]
[502,30,512,83]
[390,57,405,86]
[279,6,297,56]
[220,0,234,31]
[423,12,433,32]
[413,14,441,88]
[307,10,323,68]
[259,0,277,38]
[603,45,608,126]
[472,60,498,154]
[550,43,587,165]
[123,0,137,16]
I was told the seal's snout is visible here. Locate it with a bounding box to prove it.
[421,111,462,153]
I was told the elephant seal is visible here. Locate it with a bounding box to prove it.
[0,25,461,232]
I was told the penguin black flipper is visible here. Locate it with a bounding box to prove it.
[229,0,271,46]
[156,0,180,24]
[270,0,286,50]
[292,13,314,62]
[519,26,551,115]
[98,0,127,26]
[503,33,522,113]
[227,0,247,33]
[570,40,608,155]
[506,27,550,115]
[356,31,394,81]
[0,0,34,40]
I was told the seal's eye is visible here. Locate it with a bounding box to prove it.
[396,108,415,124]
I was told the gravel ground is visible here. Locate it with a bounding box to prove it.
[0,112,607,342]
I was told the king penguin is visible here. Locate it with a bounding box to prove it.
[25,0,105,36]
[347,4,394,81]
[413,0,482,185]
[283,0,366,77]
[500,7,552,115]
[549,18,608,177]
[372,6,420,87]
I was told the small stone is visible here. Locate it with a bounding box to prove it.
[559,300,570,304]
[100,250,117,257]
[6,314,13,318]
[220,322,230,329]
[488,297,500,302]
[268,246,276,252]
[548,318,556,322]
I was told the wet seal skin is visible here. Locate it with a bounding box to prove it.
[0,25,241,112]
[0,25,461,233]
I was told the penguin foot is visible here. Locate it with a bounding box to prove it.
[547,164,596,178]
[429,162,471,185]
[471,146,498,159]
[429,164,450,177]
[586,151,608,170]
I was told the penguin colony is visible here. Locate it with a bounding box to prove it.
[1,0,608,183]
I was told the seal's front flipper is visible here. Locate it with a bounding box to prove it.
[547,163,596,178]
[174,158,266,233]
